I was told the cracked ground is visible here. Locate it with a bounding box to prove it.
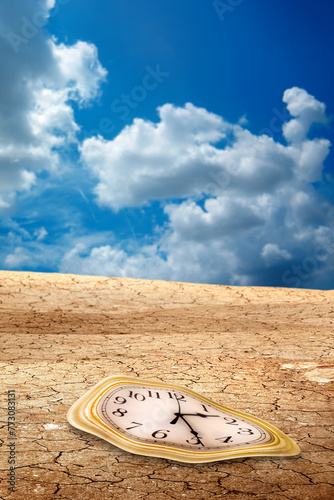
[0,271,333,499]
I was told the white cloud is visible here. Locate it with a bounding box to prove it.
[5,247,29,268]
[80,102,231,210]
[282,87,328,143]
[34,227,48,241]
[71,87,333,288]
[60,239,239,285]
[261,244,292,266]
[164,197,264,241]
[81,93,330,211]
[0,0,107,212]
[51,40,107,105]
[238,114,248,126]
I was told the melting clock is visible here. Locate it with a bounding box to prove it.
[67,375,300,463]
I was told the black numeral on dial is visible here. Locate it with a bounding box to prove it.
[186,435,203,445]
[215,435,233,443]
[128,391,146,401]
[126,422,143,430]
[152,429,170,439]
[167,392,186,401]
[237,428,254,435]
[112,408,127,417]
[224,417,238,425]
[113,396,127,404]
[147,390,161,399]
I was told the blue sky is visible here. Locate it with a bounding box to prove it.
[0,0,333,288]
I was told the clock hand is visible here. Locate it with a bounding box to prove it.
[170,414,180,425]
[170,411,219,424]
[179,412,219,418]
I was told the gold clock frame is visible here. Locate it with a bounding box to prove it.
[67,374,300,463]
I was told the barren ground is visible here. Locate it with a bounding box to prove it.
[0,271,333,499]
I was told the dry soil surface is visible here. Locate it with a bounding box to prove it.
[0,271,333,500]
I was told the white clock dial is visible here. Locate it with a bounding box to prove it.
[96,384,273,451]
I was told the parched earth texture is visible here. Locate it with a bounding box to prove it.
[0,271,333,499]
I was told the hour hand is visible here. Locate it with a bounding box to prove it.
[170,414,180,425]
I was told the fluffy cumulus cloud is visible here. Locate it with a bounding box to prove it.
[282,87,328,143]
[80,90,330,212]
[80,103,230,210]
[0,0,107,212]
[72,87,334,288]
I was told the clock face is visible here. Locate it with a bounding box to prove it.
[67,375,300,463]
[96,384,273,452]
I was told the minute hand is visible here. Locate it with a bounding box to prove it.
[178,412,219,418]
[170,412,219,424]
